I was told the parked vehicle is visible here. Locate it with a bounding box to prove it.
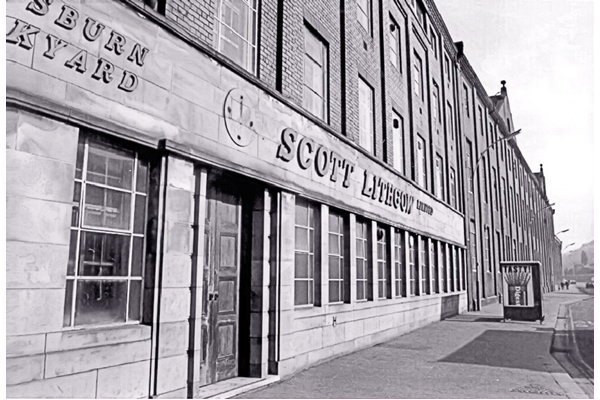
[570,280,577,285]
[586,277,594,288]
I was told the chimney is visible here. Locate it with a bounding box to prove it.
[455,41,464,56]
[501,80,507,96]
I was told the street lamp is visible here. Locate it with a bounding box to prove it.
[563,242,576,251]
[473,129,522,179]
[467,129,522,311]
[530,202,555,223]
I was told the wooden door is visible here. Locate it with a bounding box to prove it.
[200,176,241,385]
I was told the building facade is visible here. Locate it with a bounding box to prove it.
[6,0,559,397]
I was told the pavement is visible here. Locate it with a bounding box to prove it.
[235,290,593,399]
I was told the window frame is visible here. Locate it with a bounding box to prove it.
[294,197,318,306]
[303,24,329,122]
[355,217,371,302]
[358,77,375,154]
[413,52,424,99]
[416,135,427,189]
[392,111,405,174]
[389,16,401,72]
[328,209,346,304]
[64,133,150,329]
[356,0,372,35]
[214,0,259,74]
[393,228,405,297]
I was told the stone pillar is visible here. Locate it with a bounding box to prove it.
[389,226,397,297]
[276,191,296,376]
[155,155,195,398]
[320,205,329,306]
[248,189,272,377]
[405,233,411,298]
[6,110,78,390]
[189,168,207,393]
[371,221,379,300]
[416,235,423,296]
[348,214,357,303]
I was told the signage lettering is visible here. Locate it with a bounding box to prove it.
[276,128,355,188]
[362,171,415,215]
[416,200,433,215]
[7,1,151,93]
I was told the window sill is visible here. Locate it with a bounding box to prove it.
[46,323,151,353]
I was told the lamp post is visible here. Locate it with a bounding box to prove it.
[467,129,522,311]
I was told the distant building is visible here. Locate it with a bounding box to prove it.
[6,0,559,397]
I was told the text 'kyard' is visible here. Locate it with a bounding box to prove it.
[7,0,150,92]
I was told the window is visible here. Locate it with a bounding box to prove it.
[394,229,405,297]
[439,243,447,293]
[328,210,345,303]
[435,154,444,201]
[376,226,390,299]
[358,78,374,153]
[444,55,450,81]
[215,0,258,73]
[392,112,404,174]
[484,227,491,272]
[478,106,484,136]
[429,28,437,58]
[420,237,429,294]
[469,220,477,274]
[429,240,438,293]
[466,139,473,193]
[415,0,426,28]
[482,157,488,203]
[463,84,470,117]
[446,102,454,140]
[294,197,318,306]
[449,168,456,208]
[416,135,426,189]
[413,53,423,99]
[64,134,150,328]
[357,0,371,34]
[303,26,328,121]
[355,217,370,301]
[448,246,455,292]
[509,186,515,221]
[453,246,459,291]
[389,17,401,71]
[496,231,502,263]
[409,234,417,295]
[492,167,498,211]
[432,81,440,127]
[502,177,507,217]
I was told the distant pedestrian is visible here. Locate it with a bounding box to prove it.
[566,280,570,290]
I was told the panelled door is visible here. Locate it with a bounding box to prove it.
[200,175,241,385]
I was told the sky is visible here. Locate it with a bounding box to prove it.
[435,0,595,252]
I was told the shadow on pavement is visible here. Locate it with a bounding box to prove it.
[573,329,594,369]
[439,329,553,372]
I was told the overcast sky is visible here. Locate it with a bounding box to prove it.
[435,0,595,252]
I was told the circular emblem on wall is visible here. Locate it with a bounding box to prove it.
[223,88,257,147]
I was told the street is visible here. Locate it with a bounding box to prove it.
[571,284,594,370]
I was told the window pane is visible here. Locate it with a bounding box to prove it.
[131,236,144,277]
[295,201,308,225]
[74,280,127,326]
[357,281,365,300]
[136,160,148,193]
[72,182,81,227]
[84,185,132,230]
[79,232,130,276]
[294,280,309,305]
[329,281,341,303]
[128,280,142,322]
[329,214,339,232]
[63,279,74,327]
[67,230,78,276]
[134,195,146,234]
[329,233,340,255]
[303,87,324,119]
[295,252,309,278]
[329,256,340,279]
[219,24,248,68]
[87,143,134,190]
[295,227,308,251]
[75,136,85,180]
[356,258,364,279]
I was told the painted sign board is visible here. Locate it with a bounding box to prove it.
[500,261,543,323]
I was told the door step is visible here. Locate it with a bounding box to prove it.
[196,375,280,399]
